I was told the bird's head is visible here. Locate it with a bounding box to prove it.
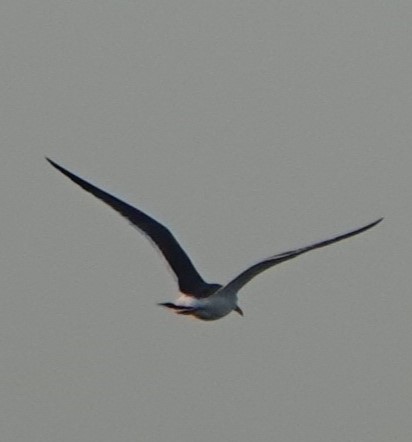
[234,305,244,316]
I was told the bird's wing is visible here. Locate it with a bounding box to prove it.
[221,218,383,294]
[46,158,215,296]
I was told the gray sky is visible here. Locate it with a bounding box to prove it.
[1,1,411,441]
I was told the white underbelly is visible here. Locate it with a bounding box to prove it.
[175,293,237,320]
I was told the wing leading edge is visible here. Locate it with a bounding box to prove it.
[46,158,215,296]
[222,218,383,293]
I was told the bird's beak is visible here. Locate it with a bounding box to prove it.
[234,306,244,316]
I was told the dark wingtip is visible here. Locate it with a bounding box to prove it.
[369,217,384,229]
[45,158,82,184]
[46,157,66,174]
[45,157,62,170]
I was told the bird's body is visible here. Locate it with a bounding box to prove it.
[163,291,238,321]
[47,158,382,321]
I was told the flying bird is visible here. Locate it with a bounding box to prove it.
[46,158,382,321]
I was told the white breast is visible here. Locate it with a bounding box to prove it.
[174,291,238,320]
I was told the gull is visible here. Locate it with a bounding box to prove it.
[46,158,382,321]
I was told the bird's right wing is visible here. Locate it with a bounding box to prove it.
[46,158,215,296]
[221,218,383,294]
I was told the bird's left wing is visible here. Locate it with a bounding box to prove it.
[221,218,383,294]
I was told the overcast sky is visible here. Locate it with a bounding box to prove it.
[1,2,411,441]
